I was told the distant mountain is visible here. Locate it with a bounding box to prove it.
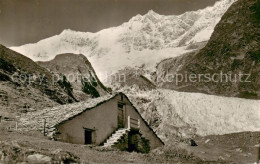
[38,53,109,101]
[0,45,77,113]
[156,0,260,99]
[10,0,236,82]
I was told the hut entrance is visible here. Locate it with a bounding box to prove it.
[118,103,125,128]
[128,130,150,153]
[84,130,92,145]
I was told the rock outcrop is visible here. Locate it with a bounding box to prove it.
[156,0,260,99]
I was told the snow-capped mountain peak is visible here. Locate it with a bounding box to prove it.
[10,0,237,82]
[143,10,161,20]
[146,9,157,15]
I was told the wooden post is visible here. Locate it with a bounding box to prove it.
[15,121,18,131]
[258,144,260,163]
[138,119,140,129]
[127,116,130,130]
[43,118,46,136]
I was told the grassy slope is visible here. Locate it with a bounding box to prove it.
[0,129,259,163]
[0,130,200,163]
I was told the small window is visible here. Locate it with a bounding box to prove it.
[118,103,124,109]
[120,94,123,101]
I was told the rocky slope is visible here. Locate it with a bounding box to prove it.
[0,45,77,115]
[156,0,260,99]
[109,67,157,91]
[38,53,109,100]
[10,0,237,83]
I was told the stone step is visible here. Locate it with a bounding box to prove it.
[107,138,120,142]
[114,132,124,134]
[104,142,117,146]
[107,138,119,142]
[108,136,120,140]
[103,128,128,147]
[115,131,125,134]
[109,136,120,139]
[111,133,125,137]
[111,134,122,137]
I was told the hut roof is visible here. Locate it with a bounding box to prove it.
[18,94,114,133]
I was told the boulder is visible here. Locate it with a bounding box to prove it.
[27,154,51,164]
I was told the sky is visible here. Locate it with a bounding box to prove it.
[0,0,218,47]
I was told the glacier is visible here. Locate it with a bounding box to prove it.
[125,89,260,141]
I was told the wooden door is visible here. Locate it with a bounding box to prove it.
[118,103,124,128]
[84,130,92,145]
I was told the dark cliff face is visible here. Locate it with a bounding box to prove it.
[0,45,77,112]
[38,53,109,100]
[156,0,260,99]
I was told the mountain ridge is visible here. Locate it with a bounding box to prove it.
[10,0,237,83]
[156,0,260,99]
[38,53,110,101]
[0,45,77,114]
